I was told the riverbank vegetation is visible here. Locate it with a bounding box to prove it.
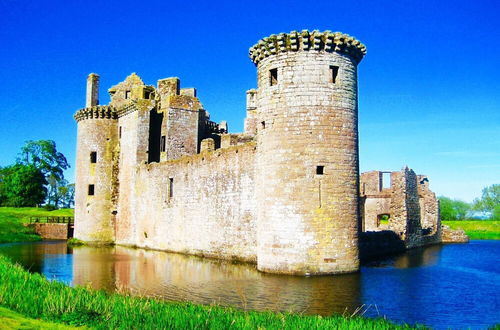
[0,207,73,243]
[439,184,499,222]
[442,220,500,240]
[0,255,413,329]
[0,306,78,329]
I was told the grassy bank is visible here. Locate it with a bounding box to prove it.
[0,207,74,243]
[0,255,413,329]
[442,220,500,240]
[0,306,79,329]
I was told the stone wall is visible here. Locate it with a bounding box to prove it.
[115,143,257,262]
[31,223,70,240]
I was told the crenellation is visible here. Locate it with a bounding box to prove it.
[74,30,442,276]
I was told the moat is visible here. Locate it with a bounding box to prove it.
[0,241,498,329]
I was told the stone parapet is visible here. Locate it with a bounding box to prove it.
[249,30,366,65]
[74,105,117,122]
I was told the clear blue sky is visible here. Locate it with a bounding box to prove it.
[0,0,498,202]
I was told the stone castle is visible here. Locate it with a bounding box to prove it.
[74,30,442,275]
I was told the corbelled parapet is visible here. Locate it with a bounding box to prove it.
[249,30,366,65]
[74,105,117,122]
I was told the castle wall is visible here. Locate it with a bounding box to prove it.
[115,108,151,244]
[115,143,257,262]
[254,49,360,275]
[165,106,200,160]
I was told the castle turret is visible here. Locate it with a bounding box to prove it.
[250,30,366,275]
[86,73,100,107]
[74,73,118,243]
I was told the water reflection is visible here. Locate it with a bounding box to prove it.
[1,240,499,329]
[71,245,362,315]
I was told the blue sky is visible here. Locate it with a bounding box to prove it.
[0,0,498,202]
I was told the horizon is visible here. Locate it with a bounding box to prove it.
[0,0,498,202]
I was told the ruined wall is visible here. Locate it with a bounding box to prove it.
[115,143,257,262]
[360,168,442,249]
[74,107,118,243]
[251,31,366,275]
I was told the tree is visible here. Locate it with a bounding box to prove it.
[439,196,471,221]
[46,177,75,209]
[17,140,69,182]
[60,183,75,208]
[473,184,500,217]
[1,164,47,207]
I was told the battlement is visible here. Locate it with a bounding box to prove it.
[249,30,366,65]
[74,105,117,122]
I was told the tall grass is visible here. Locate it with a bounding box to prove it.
[0,207,74,243]
[442,220,500,240]
[0,255,415,329]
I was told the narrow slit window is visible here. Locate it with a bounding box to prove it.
[160,136,166,152]
[168,178,174,199]
[119,126,122,138]
[270,68,278,86]
[261,121,266,129]
[125,90,131,99]
[330,65,339,84]
[90,151,97,163]
[88,184,95,196]
[316,166,324,175]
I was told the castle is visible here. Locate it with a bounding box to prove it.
[74,30,442,275]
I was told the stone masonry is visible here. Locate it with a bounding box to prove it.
[74,30,442,275]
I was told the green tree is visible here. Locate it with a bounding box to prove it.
[1,164,47,207]
[17,140,69,182]
[439,196,471,221]
[473,184,500,218]
[59,183,75,208]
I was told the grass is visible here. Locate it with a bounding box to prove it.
[442,220,500,240]
[0,207,74,244]
[0,255,416,329]
[0,306,81,329]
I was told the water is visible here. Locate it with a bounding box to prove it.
[0,240,498,329]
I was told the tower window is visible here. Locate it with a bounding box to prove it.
[119,126,122,138]
[316,166,324,175]
[168,178,174,199]
[160,136,166,152]
[270,68,278,86]
[88,184,95,196]
[330,65,339,84]
[125,90,131,99]
[90,151,97,163]
[261,121,266,129]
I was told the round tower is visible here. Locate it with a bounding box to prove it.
[74,73,118,243]
[250,30,366,275]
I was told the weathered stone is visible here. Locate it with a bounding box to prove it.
[73,30,448,276]
[441,225,469,243]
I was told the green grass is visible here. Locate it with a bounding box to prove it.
[0,207,74,244]
[0,255,416,329]
[442,220,500,240]
[0,306,81,329]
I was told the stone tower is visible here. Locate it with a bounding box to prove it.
[74,74,118,243]
[249,30,366,275]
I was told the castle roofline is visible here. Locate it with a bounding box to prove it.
[249,30,366,65]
